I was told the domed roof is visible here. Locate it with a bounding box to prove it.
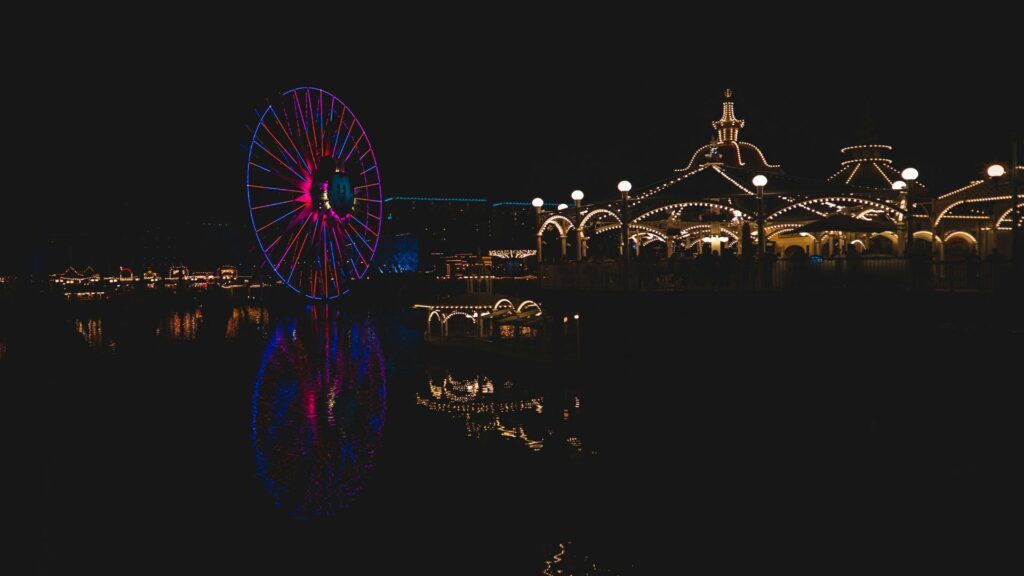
[676,89,781,173]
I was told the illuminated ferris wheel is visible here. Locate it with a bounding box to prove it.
[246,87,382,300]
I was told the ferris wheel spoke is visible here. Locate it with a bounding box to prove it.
[292,92,316,165]
[330,108,347,157]
[321,216,330,297]
[270,108,310,177]
[348,214,379,237]
[249,184,306,194]
[263,234,283,255]
[259,113,306,177]
[317,89,326,157]
[287,217,317,284]
[274,211,314,269]
[344,219,375,256]
[251,198,305,211]
[326,231,343,294]
[340,227,369,275]
[254,139,307,183]
[306,90,319,158]
[335,119,355,161]
[256,203,305,233]
[343,132,365,164]
[330,224,356,280]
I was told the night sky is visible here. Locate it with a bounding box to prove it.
[10,20,1021,273]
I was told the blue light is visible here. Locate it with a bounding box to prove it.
[384,196,488,203]
[491,201,560,207]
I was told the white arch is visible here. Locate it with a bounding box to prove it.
[995,203,1024,227]
[630,223,667,240]
[578,208,621,230]
[935,196,1014,226]
[593,223,667,239]
[515,300,541,314]
[492,298,514,312]
[943,231,978,245]
[537,214,574,237]
[633,201,754,223]
[427,310,443,325]
[766,225,801,240]
[677,224,740,240]
[912,230,941,243]
[442,311,477,324]
[768,196,905,222]
[937,195,1015,225]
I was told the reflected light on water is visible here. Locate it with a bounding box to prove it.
[541,541,629,575]
[416,371,584,454]
[251,307,386,517]
[165,310,200,341]
[225,306,269,340]
[74,317,115,351]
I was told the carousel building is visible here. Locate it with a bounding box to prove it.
[534,90,1020,270]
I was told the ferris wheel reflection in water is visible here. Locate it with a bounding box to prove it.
[251,306,386,517]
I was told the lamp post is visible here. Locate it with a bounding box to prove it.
[987,153,1021,285]
[752,175,768,289]
[897,167,919,289]
[988,161,1019,244]
[892,179,908,254]
[556,204,570,258]
[532,197,544,263]
[618,180,632,289]
[571,190,584,260]
[900,168,919,257]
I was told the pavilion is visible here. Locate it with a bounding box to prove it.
[535,89,1018,265]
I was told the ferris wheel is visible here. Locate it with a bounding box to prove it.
[246,87,382,300]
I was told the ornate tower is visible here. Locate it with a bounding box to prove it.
[712,88,745,144]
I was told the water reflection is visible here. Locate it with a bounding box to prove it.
[74,317,116,352]
[542,541,633,575]
[225,306,269,340]
[157,309,201,341]
[251,307,386,517]
[71,305,269,346]
[416,369,585,455]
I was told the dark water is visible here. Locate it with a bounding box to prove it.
[24,292,1018,573]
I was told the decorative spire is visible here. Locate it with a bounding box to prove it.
[712,88,744,144]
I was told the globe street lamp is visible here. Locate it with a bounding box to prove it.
[533,197,544,261]
[571,190,585,260]
[752,175,768,289]
[986,158,1020,282]
[618,180,632,289]
[900,168,918,258]
[891,180,908,255]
